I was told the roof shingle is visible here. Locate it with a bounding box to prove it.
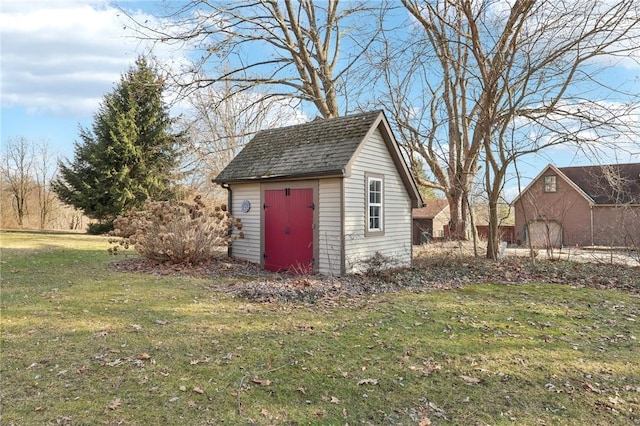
[412,199,449,219]
[559,163,640,204]
[214,110,383,183]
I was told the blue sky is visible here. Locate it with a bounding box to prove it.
[1,0,639,200]
[1,0,173,158]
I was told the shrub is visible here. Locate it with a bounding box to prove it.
[109,195,243,264]
[87,222,114,235]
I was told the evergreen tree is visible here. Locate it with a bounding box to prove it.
[53,57,180,225]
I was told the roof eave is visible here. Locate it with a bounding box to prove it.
[213,169,346,185]
[592,203,640,207]
[511,163,596,206]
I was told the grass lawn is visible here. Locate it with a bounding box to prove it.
[1,230,639,425]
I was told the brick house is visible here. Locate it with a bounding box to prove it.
[214,110,422,275]
[512,163,640,248]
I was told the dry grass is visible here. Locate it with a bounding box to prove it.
[2,230,639,425]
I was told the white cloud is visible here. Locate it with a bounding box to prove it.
[0,0,185,117]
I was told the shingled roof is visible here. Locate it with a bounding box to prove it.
[214,110,384,183]
[559,163,640,204]
[412,199,449,219]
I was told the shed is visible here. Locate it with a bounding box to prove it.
[213,110,422,275]
[412,199,449,244]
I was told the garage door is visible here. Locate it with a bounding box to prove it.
[264,188,314,273]
[527,220,562,248]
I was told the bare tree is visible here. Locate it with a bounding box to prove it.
[179,79,304,197]
[1,137,34,226]
[122,0,384,118]
[33,140,58,229]
[377,0,640,258]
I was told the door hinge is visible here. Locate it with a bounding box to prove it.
[285,188,291,196]
[307,203,315,210]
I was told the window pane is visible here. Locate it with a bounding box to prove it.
[367,176,383,232]
[544,175,557,192]
[369,179,381,203]
[370,190,380,204]
[369,206,380,229]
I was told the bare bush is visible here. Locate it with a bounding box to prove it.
[109,196,243,264]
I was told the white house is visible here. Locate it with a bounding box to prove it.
[213,110,422,275]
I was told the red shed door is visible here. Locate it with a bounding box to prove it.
[264,188,314,273]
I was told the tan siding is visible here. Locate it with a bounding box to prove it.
[318,178,343,275]
[592,206,640,246]
[344,128,412,273]
[229,183,261,264]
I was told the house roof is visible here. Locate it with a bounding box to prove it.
[412,199,449,219]
[214,110,422,206]
[512,162,640,206]
[557,163,640,204]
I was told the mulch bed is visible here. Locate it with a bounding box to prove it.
[111,254,640,304]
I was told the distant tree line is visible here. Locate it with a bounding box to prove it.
[0,137,84,230]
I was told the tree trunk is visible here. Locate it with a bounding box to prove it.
[447,191,467,240]
[486,199,500,260]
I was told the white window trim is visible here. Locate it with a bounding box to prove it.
[365,173,384,236]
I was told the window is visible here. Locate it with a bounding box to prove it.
[366,174,383,235]
[544,175,557,193]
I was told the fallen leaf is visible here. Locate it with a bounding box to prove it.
[193,386,204,394]
[137,353,151,360]
[107,398,121,410]
[460,375,482,385]
[330,396,341,404]
[179,385,186,392]
[608,396,624,405]
[34,406,46,412]
[155,319,168,325]
[261,408,271,417]
[188,400,196,408]
[357,378,379,386]
[297,387,307,395]
[251,377,271,386]
[583,381,601,393]
[419,418,432,426]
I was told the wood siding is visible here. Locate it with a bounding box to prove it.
[343,128,412,273]
[318,178,343,275]
[229,183,261,264]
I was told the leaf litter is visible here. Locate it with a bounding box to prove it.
[112,253,639,305]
